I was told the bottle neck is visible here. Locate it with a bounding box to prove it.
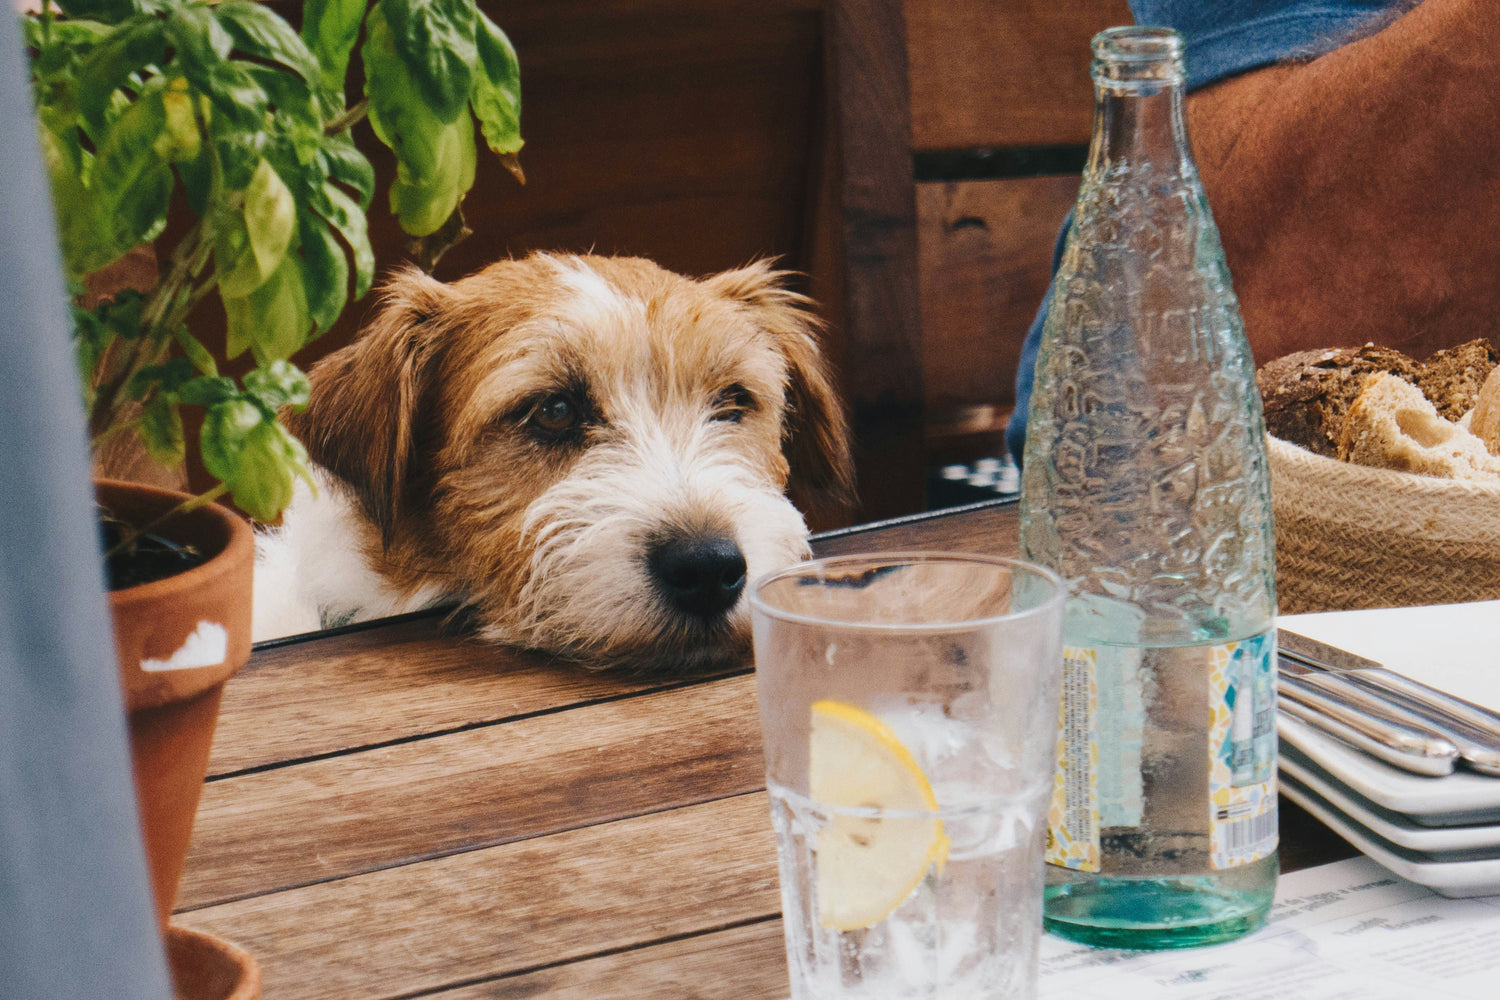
[1084,26,1195,181]
[1086,78,1193,179]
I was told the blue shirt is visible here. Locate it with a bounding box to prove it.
[1006,0,1406,463]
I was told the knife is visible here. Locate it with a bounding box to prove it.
[1277,670,1459,776]
[1278,628,1500,777]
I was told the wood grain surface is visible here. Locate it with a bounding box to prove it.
[183,501,1355,999]
[178,794,781,1000]
[431,921,788,1000]
[183,674,764,909]
[209,617,740,777]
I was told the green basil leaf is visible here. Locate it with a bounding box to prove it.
[176,102,215,215]
[471,11,522,157]
[243,358,311,411]
[297,212,350,335]
[75,15,166,136]
[215,158,294,298]
[316,183,374,299]
[230,420,306,521]
[302,0,367,95]
[241,63,319,128]
[210,127,268,192]
[202,398,307,521]
[128,357,196,398]
[243,158,296,278]
[387,115,472,237]
[318,133,375,209]
[363,4,478,235]
[165,3,233,69]
[169,6,267,128]
[200,396,261,482]
[377,0,476,124]
[177,375,238,407]
[138,391,186,468]
[202,61,269,130]
[360,3,420,154]
[39,126,110,278]
[213,1,320,85]
[26,16,111,77]
[157,76,202,162]
[91,89,173,258]
[215,218,257,301]
[222,251,312,363]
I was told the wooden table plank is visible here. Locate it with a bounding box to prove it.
[181,674,766,909]
[811,499,1019,560]
[216,615,742,776]
[178,794,781,1000]
[429,921,789,999]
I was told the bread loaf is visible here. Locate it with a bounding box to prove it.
[1467,367,1500,455]
[1257,345,1417,457]
[1413,338,1499,421]
[1337,373,1500,482]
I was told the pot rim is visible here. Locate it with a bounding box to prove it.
[95,478,254,609]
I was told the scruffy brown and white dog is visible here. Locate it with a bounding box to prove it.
[252,253,852,671]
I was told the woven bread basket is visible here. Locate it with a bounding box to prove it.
[1267,434,1500,613]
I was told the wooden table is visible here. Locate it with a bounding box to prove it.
[175,499,1357,999]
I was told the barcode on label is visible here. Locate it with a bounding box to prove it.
[1214,804,1277,866]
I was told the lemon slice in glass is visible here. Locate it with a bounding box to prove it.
[809,699,949,930]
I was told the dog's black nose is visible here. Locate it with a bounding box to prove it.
[647,534,748,619]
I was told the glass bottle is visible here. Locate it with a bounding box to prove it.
[1019,26,1278,949]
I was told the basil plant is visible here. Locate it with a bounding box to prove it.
[24,0,522,522]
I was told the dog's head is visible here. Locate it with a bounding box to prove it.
[292,253,852,670]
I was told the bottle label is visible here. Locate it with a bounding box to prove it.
[1044,634,1278,873]
[1045,647,1103,872]
[1208,633,1279,868]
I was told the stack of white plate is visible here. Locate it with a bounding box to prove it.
[1277,602,1500,898]
[1280,703,1500,897]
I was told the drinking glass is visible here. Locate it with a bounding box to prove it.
[750,552,1065,999]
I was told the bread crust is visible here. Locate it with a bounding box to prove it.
[1257,345,1417,457]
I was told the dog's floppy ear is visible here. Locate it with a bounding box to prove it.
[706,261,855,524]
[289,267,453,546]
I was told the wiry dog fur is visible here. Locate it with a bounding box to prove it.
[253,253,852,671]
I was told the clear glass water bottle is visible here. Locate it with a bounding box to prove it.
[1019,26,1278,949]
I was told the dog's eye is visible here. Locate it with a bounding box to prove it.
[530,393,583,435]
[712,383,757,423]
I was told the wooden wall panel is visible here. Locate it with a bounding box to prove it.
[904,0,1133,151]
[916,175,1080,440]
[819,0,927,521]
[322,0,828,363]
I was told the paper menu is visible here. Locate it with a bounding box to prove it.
[1278,601,1500,713]
[1039,858,1500,999]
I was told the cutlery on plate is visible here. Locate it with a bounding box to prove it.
[1278,628,1500,777]
[1277,669,1459,776]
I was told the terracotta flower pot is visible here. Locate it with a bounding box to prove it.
[96,479,259,996]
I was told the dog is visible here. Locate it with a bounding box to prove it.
[252,253,853,671]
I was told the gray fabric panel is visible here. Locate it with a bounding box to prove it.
[0,10,172,999]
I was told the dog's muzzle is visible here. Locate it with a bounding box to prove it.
[646,533,748,620]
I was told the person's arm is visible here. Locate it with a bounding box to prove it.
[1188,0,1500,362]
